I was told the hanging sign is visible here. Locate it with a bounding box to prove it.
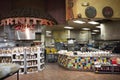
[0,17,55,26]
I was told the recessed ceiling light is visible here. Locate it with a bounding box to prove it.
[46,31,51,33]
[73,20,85,24]
[82,28,90,30]
[88,21,99,25]
[64,26,74,29]
[93,30,99,32]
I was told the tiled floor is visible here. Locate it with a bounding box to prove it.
[6,63,120,80]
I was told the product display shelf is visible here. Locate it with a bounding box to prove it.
[58,54,112,71]
[58,54,69,68]
[25,47,39,73]
[39,63,45,71]
[0,55,12,63]
[38,47,45,71]
[0,48,13,63]
[0,54,12,57]
[12,47,25,74]
[26,65,38,73]
[0,46,45,74]
[27,64,38,67]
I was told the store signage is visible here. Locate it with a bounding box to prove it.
[0,17,55,26]
[14,24,35,32]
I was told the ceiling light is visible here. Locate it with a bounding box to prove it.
[4,39,7,42]
[93,30,99,32]
[73,20,85,24]
[96,26,101,28]
[46,31,51,33]
[88,21,99,25]
[64,26,74,29]
[82,28,90,30]
[91,32,96,34]
[81,2,89,7]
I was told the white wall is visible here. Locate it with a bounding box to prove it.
[70,30,92,43]
[101,21,120,40]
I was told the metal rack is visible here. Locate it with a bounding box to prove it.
[0,46,45,74]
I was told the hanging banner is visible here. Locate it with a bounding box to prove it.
[0,17,55,26]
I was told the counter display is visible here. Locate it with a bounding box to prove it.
[58,50,120,73]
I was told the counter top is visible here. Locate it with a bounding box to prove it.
[0,63,20,79]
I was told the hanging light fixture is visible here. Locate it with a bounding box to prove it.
[73,20,86,24]
[91,32,96,34]
[92,30,99,32]
[64,26,74,29]
[82,28,90,30]
[88,21,99,25]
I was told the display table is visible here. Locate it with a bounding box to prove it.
[0,63,20,80]
[57,51,120,73]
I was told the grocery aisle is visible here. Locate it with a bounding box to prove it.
[6,63,120,80]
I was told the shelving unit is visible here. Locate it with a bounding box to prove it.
[12,47,26,74]
[0,46,45,74]
[0,48,12,63]
[0,56,12,63]
[25,47,45,73]
[38,47,45,71]
[26,47,38,73]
